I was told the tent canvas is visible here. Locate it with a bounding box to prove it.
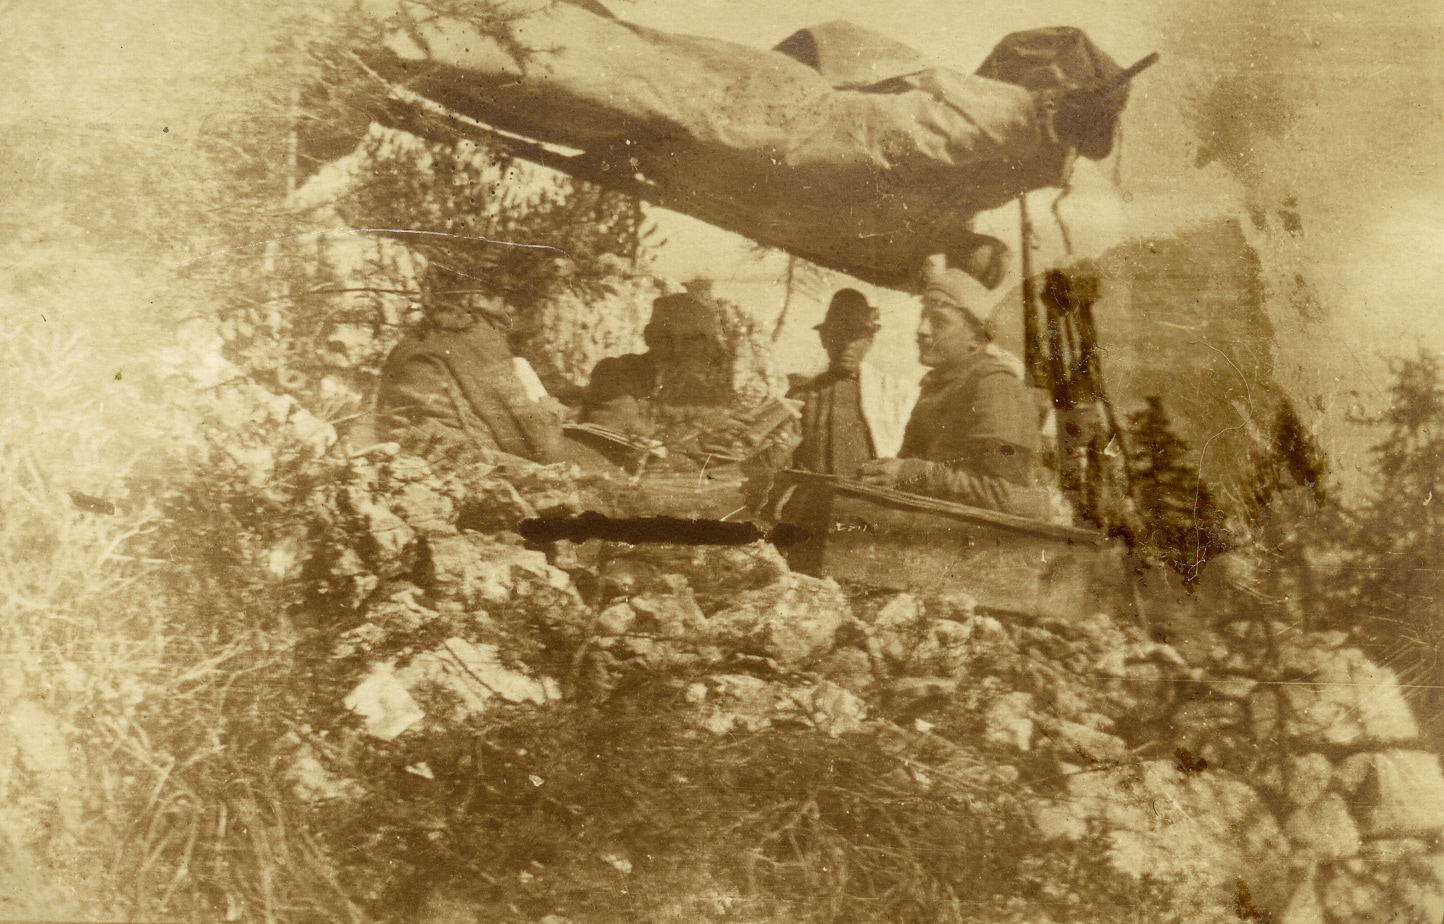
[341,0,1139,290]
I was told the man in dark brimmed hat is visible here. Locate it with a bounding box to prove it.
[788,289,917,477]
[857,268,1049,518]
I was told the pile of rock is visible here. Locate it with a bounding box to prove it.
[1144,619,1444,924]
[288,449,1444,924]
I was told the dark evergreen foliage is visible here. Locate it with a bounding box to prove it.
[1124,396,1233,584]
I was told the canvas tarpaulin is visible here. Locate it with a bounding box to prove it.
[355,0,1131,290]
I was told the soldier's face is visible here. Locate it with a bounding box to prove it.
[427,296,474,331]
[648,325,717,367]
[917,300,984,367]
[823,331,875,374]
[428,293,507,331]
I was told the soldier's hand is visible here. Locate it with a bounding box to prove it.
[856,458,932,488]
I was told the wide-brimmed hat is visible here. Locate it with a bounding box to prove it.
[814,288,881,336]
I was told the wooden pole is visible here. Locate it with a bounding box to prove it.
[1019,195,1044,390]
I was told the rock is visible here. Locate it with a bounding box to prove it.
[1051,720,1131,765]
[344,663,425,740]
[1406,851,1444,889]
[287,753,365,804]
[398,637,557,722]
[1283,680,1364,747]
[369,583,438,634]
[1205,675,1259,699]
[596,602,636,636]
[814,647,874,691]
[692,674,777,736]
[1335,752,1373,794]
[798,681,867,737]
[1277,872,1325,924]
[327,546,379,608]
[1396,853,1444,923]
[983,691,1035,751]
[886,677,958,714]
[1321,868,1385,923]
[629,581,708,637]
[452,476,540,531]
[1031,800,1089,841]
[707,573,847,667]
[1060,761,1280,900]
[1283,793,1360,859]
[1172,700,1246,759]
[1247,688,1284,741]
[866,593,923,664]
[599,542,789,612]
[333,622,388,659]
[1120,661,1173,722]
[346,485,416,565]
[1360,837,1428,864]
[1353,661,1420,745]
[1392,872,1444,924]
[424,535,552,608]
[675,543,791,610]
[1284,753,1335,807]
[1357,750,1444,838]
[1281,647,1420,747]
[390,481,457,536]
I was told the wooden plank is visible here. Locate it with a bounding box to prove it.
[775,472,1123,614]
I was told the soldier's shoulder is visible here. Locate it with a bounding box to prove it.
[786,371,820,395]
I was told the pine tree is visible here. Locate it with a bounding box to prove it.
[1126,396,1233,584]
[1335,351,1444,709]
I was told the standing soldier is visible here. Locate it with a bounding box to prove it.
[788,289,917,477]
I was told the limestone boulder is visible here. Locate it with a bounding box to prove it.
[1277,872,1325,924]
[389,480,458,536]
[1283,793,1360,860]
[345,484,417,573]
[1321,868,1386,924]
[1394,852,1444,924]
[707,573,847,667]
[396,637,559,724]
[1355,750,1444,839]
[1281,647,1419,748]
[423,534,554,608]
[1283,753,1335,807]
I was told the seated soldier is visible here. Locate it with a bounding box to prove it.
[376,265,579,464]
[580,293,731,436]
[580,293,799,467]
[857,268,1050,519]
[788,288,918,477]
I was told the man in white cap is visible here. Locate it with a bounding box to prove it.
[788,288,917,476]
[857,269,1050,518]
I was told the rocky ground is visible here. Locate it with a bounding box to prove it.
[3,446,1438,923]
[255,448,1441,923]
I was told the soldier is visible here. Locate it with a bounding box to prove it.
[857,269,1049,518]
[376,266,571,464]
[787,289,917,477]
[579,293,732,437]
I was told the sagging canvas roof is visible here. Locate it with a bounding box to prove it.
[353,0,1136,290]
